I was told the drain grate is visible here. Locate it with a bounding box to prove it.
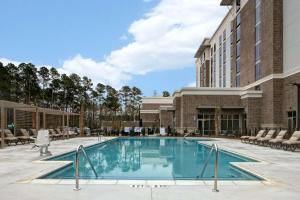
[130,185,167,188]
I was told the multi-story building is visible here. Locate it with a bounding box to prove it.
[141,0,300,136]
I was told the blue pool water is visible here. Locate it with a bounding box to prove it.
[41,138,261,180]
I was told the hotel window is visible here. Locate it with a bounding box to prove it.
[223,30,226,41]
[236,41,240,57]
[236,74,240,87]
[219,49,222,87]
[223,42,226,87]
[236,26,240,42]
[236,13,241,27]
[255,62,261,81]
[236,58,240,73]
[255,0,262,80]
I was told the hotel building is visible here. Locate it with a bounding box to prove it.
[141,0,300,135]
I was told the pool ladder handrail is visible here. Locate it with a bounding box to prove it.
[200,143,219,192]
[74,145,98,191]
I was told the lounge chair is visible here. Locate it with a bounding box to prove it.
[55,128,64,139]
[256,130,276,146]
[281,131,300,151]
[243,130,265,143]
[3,129,19,145]
[268,130,288,148]
[49,129,60,140]
[29,128,38,137]
[18,129,34,144]
[241,130,264,143]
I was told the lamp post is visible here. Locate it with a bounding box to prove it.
[289,83,300,130]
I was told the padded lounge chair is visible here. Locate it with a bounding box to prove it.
[244,130,265,143]
[256,130,276,146]
[268,130,288,148]
[19,129,34,144]
[281,131,300,151]
[29,128,38,138]
[49,129,60,140]
[55,128,64,139]
[3,129,19,145]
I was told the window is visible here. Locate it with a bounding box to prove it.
[230,21,234,32]
[236,58,240,73]
[236,13,241,27]
[255,25,261,42]
[255,0,262,80]
[255,62,261,81]
[219,48,222,87]
[221,114,240,134]
[219,36,222,46]
[236,26,241,42]
[255,42,261,61]
[236,74,240,87]
[223,30,226,41]
[236,41,240,57]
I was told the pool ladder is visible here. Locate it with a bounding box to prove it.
[199,143,219,192]
[74,145,98,191]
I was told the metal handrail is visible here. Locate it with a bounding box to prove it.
[199,143,219,192]
[74,145,98,191]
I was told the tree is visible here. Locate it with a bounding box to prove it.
[6,63,22,102]
[131,87,142,121]
[19,63,41,104]
[0,62,11,100]
[119,86,131,118]
[95,83,106,128]
[49,68,60,108]
[162,91,170,97]
[104,85,120,129]
[38,67,50,106]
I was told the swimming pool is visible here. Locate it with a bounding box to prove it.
[40,138,261,180]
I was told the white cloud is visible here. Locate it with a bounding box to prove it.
[187,81,196,87]
[0,57,21,66]
[1,0,227,89]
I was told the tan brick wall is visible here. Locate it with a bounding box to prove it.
[240,0,255,87]
[261,0,283,77]
[160,110,174,128]
[179,95,242,131]
[242,97,262,129]
[140,113,159,128]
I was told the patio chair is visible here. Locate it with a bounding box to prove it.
[268,130,288,148]
[29,128,38,137]
[281,131,300,152]
[242,130,265,143]
[49,129,60,140]
[18,129,34,144]
[55,128,64,139]
[248,130,266,144]
[3,129,19,145]
[256,130,276,146]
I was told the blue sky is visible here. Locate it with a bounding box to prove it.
[0,0,226,96]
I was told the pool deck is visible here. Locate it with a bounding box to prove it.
[0,137,299,200]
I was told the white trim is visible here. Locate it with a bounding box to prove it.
[142,97,173,104]
[140,110,160,114]
[242,66,300,90]
[240,91,263,99]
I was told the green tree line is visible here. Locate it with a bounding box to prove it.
[0,61,143,128]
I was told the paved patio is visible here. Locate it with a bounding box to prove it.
[0,137,299,200]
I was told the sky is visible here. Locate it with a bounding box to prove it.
[0,0,227,96]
